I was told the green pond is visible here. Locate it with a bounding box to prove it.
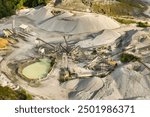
[22,58,51,79]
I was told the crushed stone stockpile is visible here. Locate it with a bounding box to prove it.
[38,13,120,34]
[27,6,53,23]
[76,29,121,48]
[61,63,150,100]
[62,77,104,100]
[142,0,150,3]
[131,30,150,44]
[110,63,150,99]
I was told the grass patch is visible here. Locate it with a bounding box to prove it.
[114,18,150,27]
[114,17,136,24]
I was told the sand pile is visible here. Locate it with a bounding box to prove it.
[38,13,120,34]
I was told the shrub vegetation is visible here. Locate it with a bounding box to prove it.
[0,86,32,100]
[120,53,140,63]
[0,0,51,18]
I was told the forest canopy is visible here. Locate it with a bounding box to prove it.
[0,0,51,18]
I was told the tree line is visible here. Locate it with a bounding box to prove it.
[0,0,51,18]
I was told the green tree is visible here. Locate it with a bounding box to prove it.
[0,0,51,18]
